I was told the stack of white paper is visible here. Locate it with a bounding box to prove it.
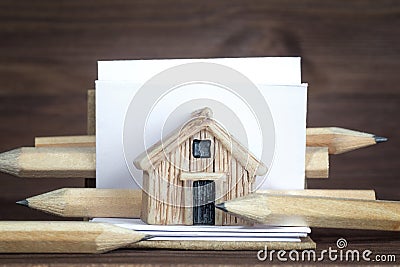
[92,218,310,242]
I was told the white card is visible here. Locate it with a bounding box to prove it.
[98,57,301,84]
[96,57,307,190]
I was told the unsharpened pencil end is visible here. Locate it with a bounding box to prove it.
[215,203,228,212]
[16,199,29,207]
[374,136,388,143]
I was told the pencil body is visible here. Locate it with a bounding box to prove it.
[0,146,326,179]
[217,194,400,231]
[21,188,375,218]
[306,127,386,154]
[87,89,96,135]
[0,221,146,253]
[305,147,328,178]
[35,126,387,154]
[15,127,384,179]
[35,135,95,148]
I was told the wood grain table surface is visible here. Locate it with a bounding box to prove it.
[0,0,399,265]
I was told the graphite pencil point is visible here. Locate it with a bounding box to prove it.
[141,235,155,241]
[215,203,228,212]
[16,199,29,207]
[374,136,388,143]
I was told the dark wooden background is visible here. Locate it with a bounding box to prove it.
[0,0,399,265]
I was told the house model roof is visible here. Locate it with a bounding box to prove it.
[134,107,268,176]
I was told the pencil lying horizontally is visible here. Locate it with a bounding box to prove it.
[0,146,327,178]
[0,147,95,178]
[17,188,376,218]
[306,127,388,154]
[17,188,142,218]
[216,193,400,231]
[35,127,388,154]
[0,221,149,253]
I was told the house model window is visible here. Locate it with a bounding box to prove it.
[192,139,211,158]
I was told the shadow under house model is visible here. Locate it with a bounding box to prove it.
[134,107,267,225]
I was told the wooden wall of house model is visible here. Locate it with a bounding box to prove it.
[134,107,267,225]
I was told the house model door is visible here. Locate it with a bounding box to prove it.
[193,180,215,225]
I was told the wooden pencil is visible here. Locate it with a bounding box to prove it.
[17,188,375,218]
[86,89,385,154]
[0,221,148,253]
[127,236,316,250]
[87,89,96,135]
[18,188,142,218]
[0,146,327,179]
[0,147,95,178]
[35,135,95,148]
[35,125,388,154]
[305,147,328,178]
[216,193,400,231]
[306,127,388,154]
[87,90,385,155]
[86,89,96,188]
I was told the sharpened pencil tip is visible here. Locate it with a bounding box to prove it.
[215,203,228,212]
[374,136,388,143]
[141,235,154,241]
[16,199,29,207]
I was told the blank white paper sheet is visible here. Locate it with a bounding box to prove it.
[95,57,307,190]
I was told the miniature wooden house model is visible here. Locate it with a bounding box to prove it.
[134,108,267,225]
